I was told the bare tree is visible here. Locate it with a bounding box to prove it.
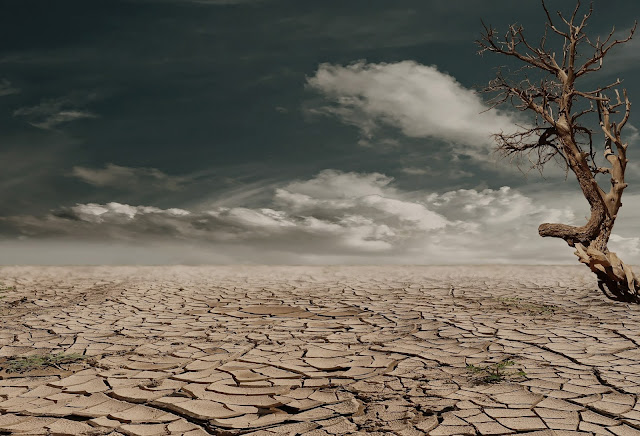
[477,1,638,301]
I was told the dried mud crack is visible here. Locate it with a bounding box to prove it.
[1,265,640,435]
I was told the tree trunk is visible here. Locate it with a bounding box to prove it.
[538,132,640,302]
[547,216,639,302]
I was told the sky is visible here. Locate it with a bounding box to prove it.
[1,0,640,265]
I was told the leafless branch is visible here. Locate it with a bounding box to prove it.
[541,0,569,38]
[479,0,638,298]
[577,22,637,77]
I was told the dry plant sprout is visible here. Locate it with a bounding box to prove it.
[478,1,638,301]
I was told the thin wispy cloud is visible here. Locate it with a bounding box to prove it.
[0,79,20,97]
[72,164,187,191]
[13,97,97,130]
[402,166,473,179]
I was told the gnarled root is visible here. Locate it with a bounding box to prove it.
[574,243,640,302]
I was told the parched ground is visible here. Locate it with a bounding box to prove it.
[0,266,640,436]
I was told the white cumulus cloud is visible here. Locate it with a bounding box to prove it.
[1,169,611,265]
[307,61,520,154]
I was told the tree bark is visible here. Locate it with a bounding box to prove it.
[537,132,639,301]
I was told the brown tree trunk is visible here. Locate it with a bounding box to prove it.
[547,217,639,302]
[538,133,640,302]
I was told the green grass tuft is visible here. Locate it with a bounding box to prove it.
[465,358,526,383]
[5,353,86,373]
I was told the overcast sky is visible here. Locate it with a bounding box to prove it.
[1,0,640,265]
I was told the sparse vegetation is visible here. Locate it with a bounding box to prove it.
[4,352,86,373]
[466,358,527,383]
[0,284,16,300]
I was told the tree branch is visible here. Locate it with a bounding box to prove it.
[576,22,637,77]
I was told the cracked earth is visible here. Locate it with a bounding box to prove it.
[1,266,640,435]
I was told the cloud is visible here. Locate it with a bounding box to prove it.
[402,166,472,179]
[426,186,574,226]
[0,79,20,97]
[609,234,640,258]
[401,167,429,176]
[72,164,187,191]
[307,61,520,154]
[4,170,445,254]
[278,169,396,200]
[272,170,448,234]
[13,97,97,130]
[2,169,605,265]
[418,186,579,263]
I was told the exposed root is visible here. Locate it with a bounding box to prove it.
[574,243,640,303]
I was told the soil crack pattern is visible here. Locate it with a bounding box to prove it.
[1,265,640,434]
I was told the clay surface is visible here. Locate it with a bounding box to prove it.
[1,265,639,435]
